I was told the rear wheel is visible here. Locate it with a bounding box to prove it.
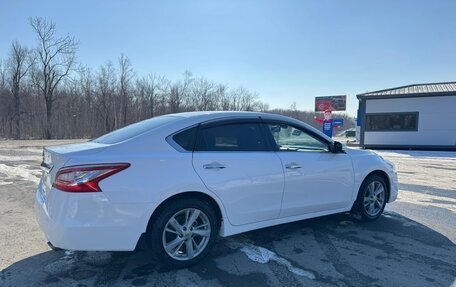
[149,199,218,268]
[352,175,387,221]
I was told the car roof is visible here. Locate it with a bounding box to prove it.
[161,111,333,142]
[93,111,333,148]
[162,111,294,121]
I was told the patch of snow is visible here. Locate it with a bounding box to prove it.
[239,244,273,264]
[43,259,75,276]
[351,213,362,220]
[226,239,316,280]
[43,250,76,276]
[64,250,74,258]
[0,163,40,184]
[339,220,354,226]
[0,155,41,162]
[0,181,13,186]
[82,251,113,266]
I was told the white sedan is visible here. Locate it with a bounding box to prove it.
[35,111,398,267]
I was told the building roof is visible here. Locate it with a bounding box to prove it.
[357,81,456,99]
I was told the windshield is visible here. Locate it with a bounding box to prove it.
[93,116,180,144]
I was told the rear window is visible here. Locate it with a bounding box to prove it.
[172,126,198,151]
[93,116,179,144]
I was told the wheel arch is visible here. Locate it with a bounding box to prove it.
[350,169,391,219]
[362,170,391,201]
[144,191,224,245]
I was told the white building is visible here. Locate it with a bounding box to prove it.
[357,82,456,150]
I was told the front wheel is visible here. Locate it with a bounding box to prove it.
[149,199,218,268]
[352,175,388,221]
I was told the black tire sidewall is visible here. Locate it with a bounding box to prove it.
[355,175,387,221]
[149,198,218,268]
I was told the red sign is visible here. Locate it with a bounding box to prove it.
[315,95,346,112]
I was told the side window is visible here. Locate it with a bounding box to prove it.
[172,126,197,151]
[266,123,329,152]
[195,123,268,152]
[366,112,418,131]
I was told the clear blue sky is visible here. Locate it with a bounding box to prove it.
[1,0,455,115]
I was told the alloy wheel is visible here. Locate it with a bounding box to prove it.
[162,208,211,261]
[363,180,386,217]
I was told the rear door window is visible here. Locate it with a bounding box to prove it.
[195,122,269,152]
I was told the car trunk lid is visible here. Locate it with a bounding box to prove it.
[40,141,108,198]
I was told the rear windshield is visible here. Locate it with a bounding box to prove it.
[93,116,179,144]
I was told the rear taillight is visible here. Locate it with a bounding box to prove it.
[53,163,130,192]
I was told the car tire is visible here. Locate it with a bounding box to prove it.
[352,175,388,221]
[148,198,218,268]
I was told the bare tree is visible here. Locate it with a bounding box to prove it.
[192,77,217,111]
[0,60,11,137]
[168,70,192,113]
[6,41,32,139]
[118,53,134,127]
[96,62,117,133]
[79,65,95,102]
[215,84,229,110]
[29,17,78,139]
[256,101,270,112]
[77,65,97,135]
[136,73,164,118]
[2,18,295,139]
[156,77,171,115]
[0,60,5,88]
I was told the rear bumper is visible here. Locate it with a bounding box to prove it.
[35,183,157,251]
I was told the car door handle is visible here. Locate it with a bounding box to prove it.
[285,162,301,169]
[203,163,226,170]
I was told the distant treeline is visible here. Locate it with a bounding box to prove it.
[0,17,354,140]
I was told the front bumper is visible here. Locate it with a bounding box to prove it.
[388,171,399,203]
[35,183,157,251]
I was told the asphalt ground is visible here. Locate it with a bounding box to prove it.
[0,140,455,287]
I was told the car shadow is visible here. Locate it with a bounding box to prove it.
[1,212,456,287]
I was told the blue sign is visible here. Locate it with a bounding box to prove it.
[357,109,361,126]
[333,119,344,126]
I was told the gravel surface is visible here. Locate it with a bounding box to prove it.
[0,140,455,286]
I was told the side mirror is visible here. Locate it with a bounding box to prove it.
[292,130,302,136]
[330,141,344,153]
